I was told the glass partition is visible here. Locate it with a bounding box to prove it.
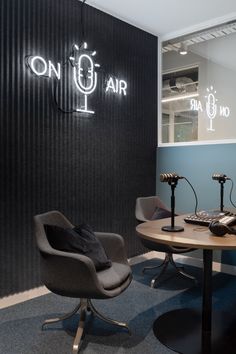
[160,20,236,145]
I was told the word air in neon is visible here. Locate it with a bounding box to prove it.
[105,77,127,96]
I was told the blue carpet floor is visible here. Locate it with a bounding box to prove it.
[1,259,236,354]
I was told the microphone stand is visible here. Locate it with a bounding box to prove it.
[212,174,229,213]
[219,180,225,211]
[162,178,184,232]
[219,179,225,212]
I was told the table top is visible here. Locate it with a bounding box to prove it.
[136,215,236,250]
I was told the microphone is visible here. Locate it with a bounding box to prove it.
[212,174,230,182]
[160,173,184,183]
[159,172,185,232]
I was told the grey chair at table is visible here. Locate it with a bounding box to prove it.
[135,196,196,288]
[34,210,132,354]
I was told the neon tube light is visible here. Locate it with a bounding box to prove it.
[162,92,199,103]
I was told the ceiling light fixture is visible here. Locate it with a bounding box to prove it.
[179,43,188,55]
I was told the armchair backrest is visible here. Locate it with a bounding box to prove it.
[135,196,169,222]
[34,210,74,254]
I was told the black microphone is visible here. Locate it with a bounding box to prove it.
[160,172,185,232]
[160,173,184,183]
[212,173,230,182]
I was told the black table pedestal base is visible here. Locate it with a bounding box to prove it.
[153,308,236,354]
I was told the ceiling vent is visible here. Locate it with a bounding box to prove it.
[162,21,236,53]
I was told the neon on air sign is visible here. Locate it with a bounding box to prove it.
[190,86,230,131]
[26,42,127,114]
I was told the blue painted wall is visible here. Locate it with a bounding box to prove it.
[156,143,236,265]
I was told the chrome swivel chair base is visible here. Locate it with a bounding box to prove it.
[142,253,196,288]
[42,298,131,353]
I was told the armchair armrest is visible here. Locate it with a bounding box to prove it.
[40,249,106,298]
[95,232,129,265]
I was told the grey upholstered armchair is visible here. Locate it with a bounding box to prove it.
[135,196,195,288]
[34,210,132,353]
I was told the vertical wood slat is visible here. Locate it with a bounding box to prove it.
[0,0,157,297]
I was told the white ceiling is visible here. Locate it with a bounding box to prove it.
[88,0,236,38]
[190,32,236,72]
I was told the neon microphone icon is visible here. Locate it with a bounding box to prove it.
[72,43,100,114]
[205,86,218,131]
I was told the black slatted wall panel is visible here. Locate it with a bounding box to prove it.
[0,0,157,297]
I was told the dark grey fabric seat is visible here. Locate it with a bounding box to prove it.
[34,210,132,353]
[97,262,131,290]
[135,196,196,288]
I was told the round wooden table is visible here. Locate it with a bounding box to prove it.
[136,215,236,354]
